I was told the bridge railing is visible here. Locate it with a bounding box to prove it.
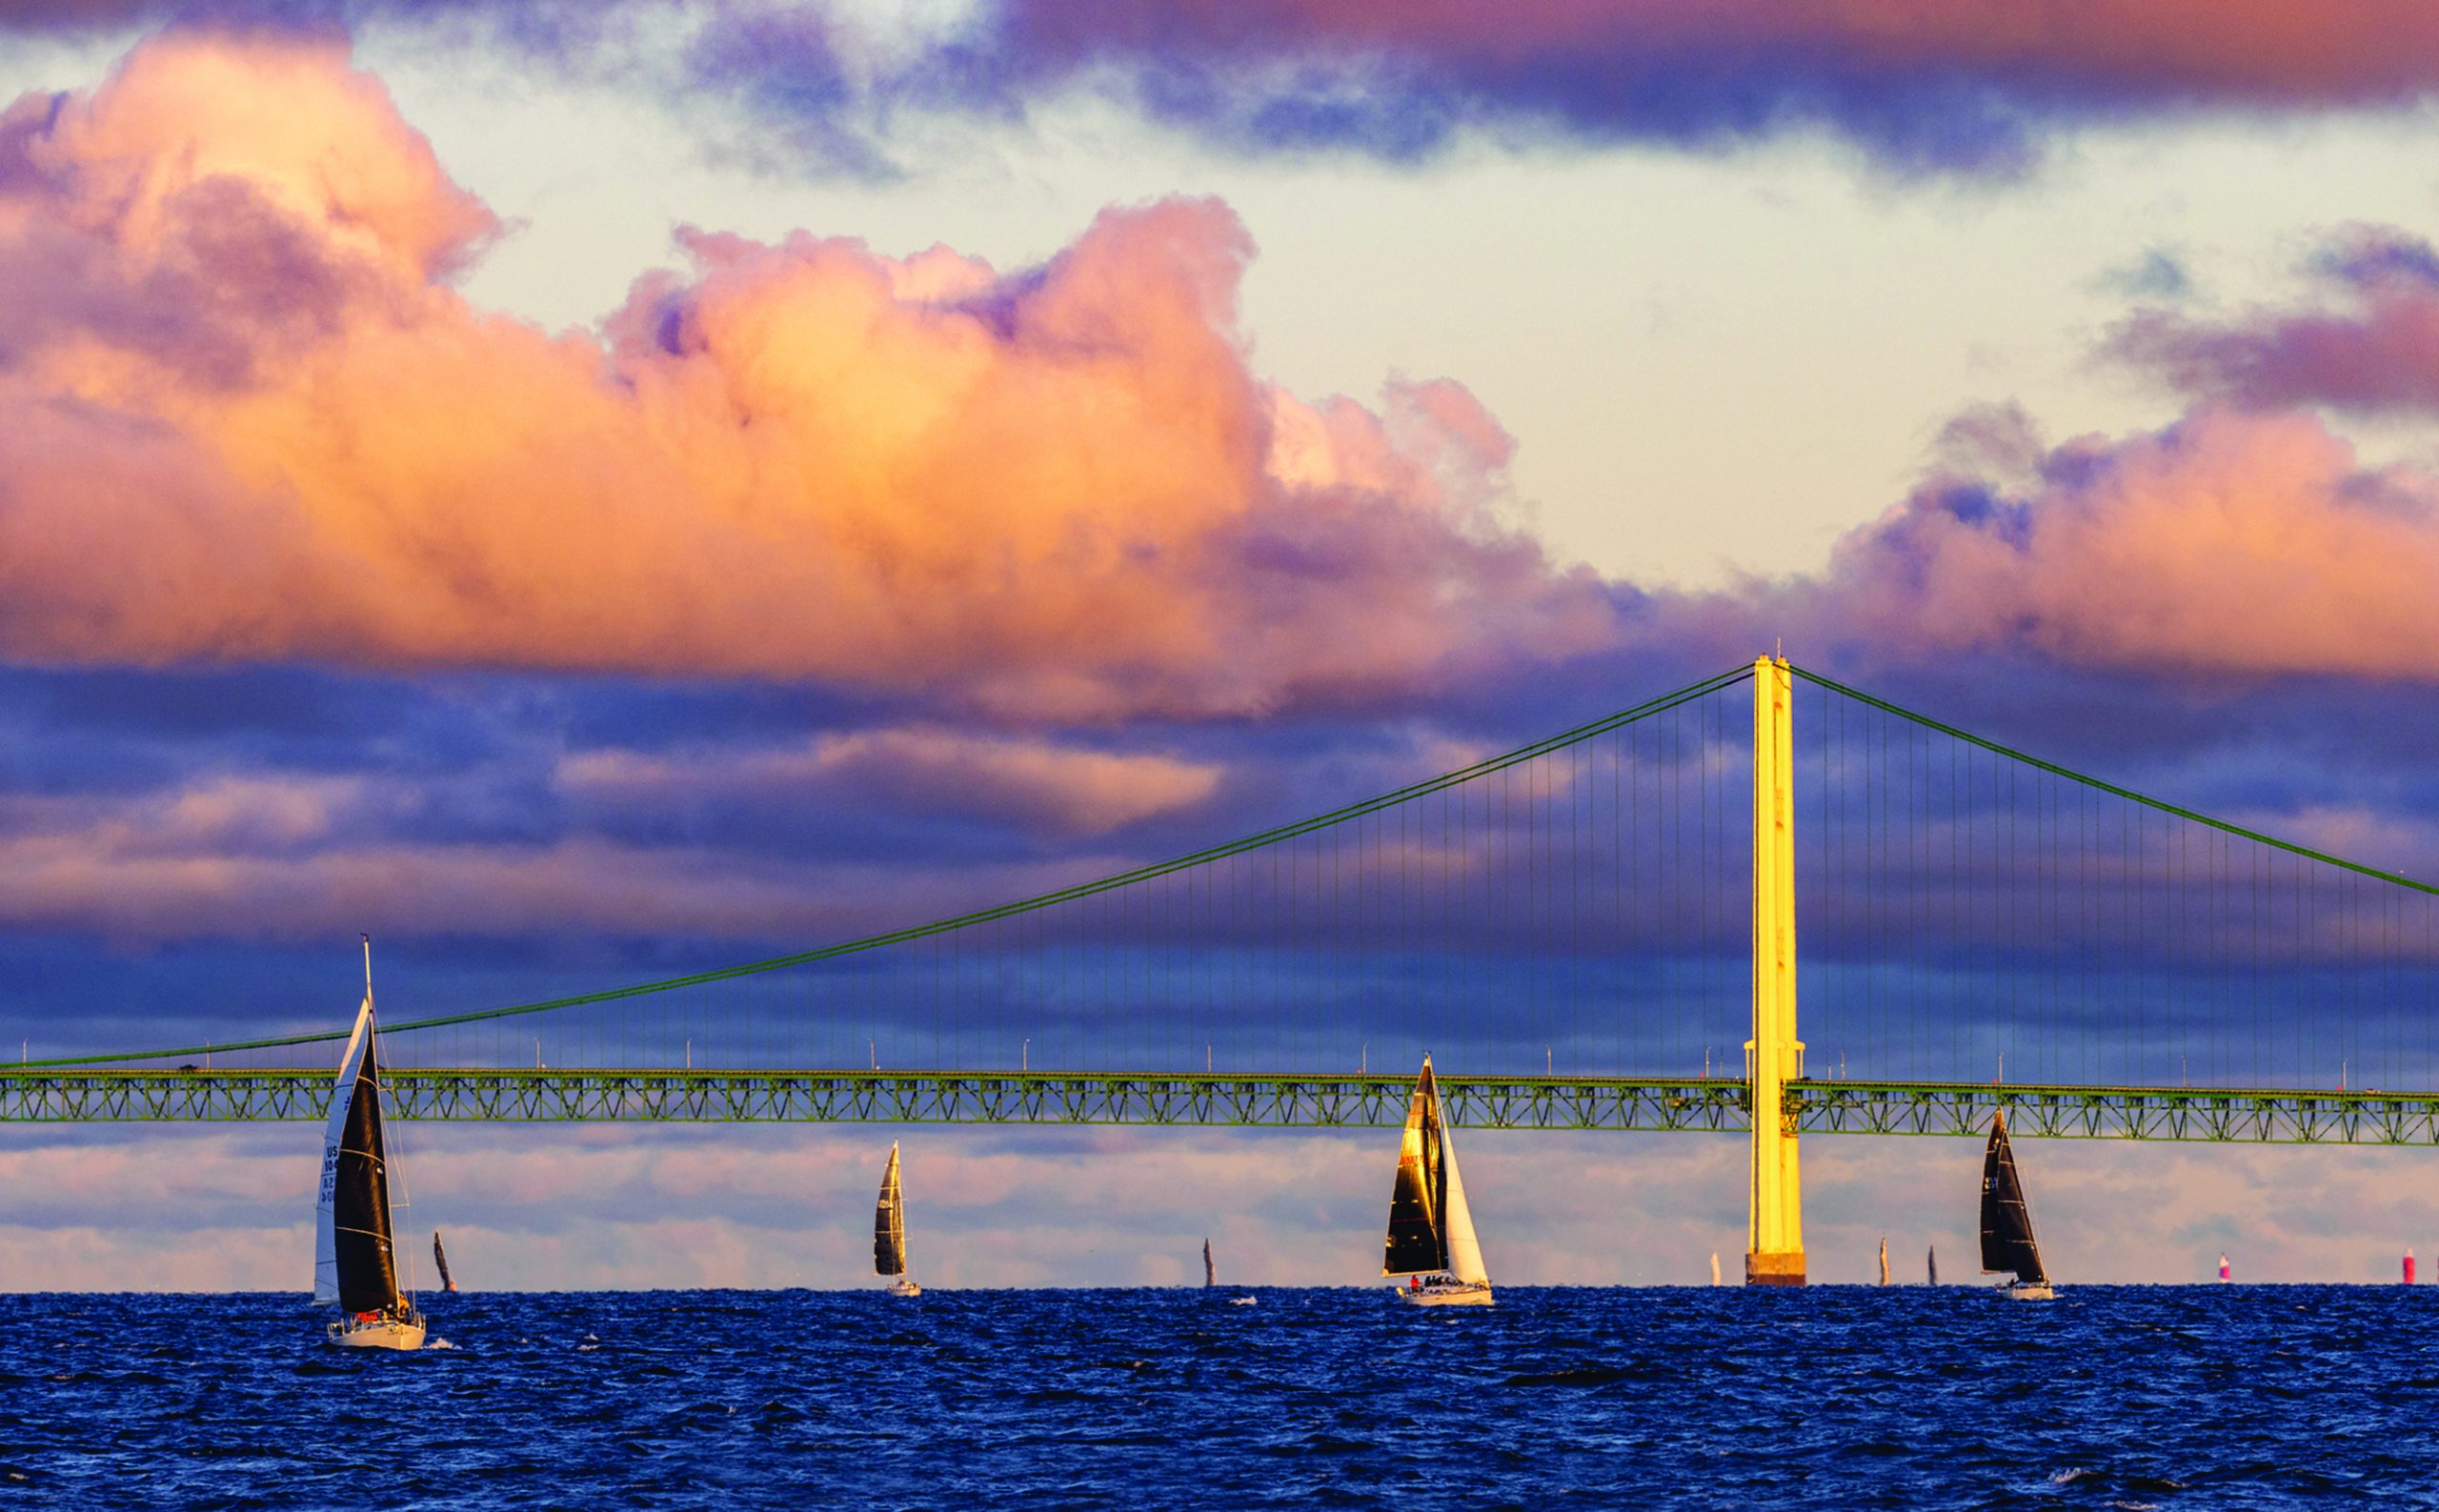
[7,1067,2435,1143]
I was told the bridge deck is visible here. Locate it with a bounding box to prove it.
[5,1070,2435,1142]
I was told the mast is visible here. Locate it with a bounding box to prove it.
[874,1142,908,1279]
[1979,1110,2046,1286]
[1381,1058,1450,1277]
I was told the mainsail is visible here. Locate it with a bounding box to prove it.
[1381,1058,1489,1284]
[314,992,402,1314]
[1203,1238,1214,1287]
[874,1142,909,1279]
[1979,1111,2047,1286]
[1927,1244,1939,1286]
[1382,1060,1450,1276]
[433,1230,456,1293]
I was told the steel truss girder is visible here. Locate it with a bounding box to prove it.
[4,1070,2438,1142]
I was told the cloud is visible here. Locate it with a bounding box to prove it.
[2109,226,2439,415]
[0,790,1101,944]
[1753,406,2439,683]
[662,0,2439,178]
[18,3,2439,178]
[2095,248,2195,303]
[0,33,1615,720]
[565,728,1224,839]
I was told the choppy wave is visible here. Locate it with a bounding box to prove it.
[0,1285,2430,1506]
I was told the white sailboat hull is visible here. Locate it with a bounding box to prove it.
[887,1279,922,1298]
[327,1312,427,1349]
[1395,1279,1494,1307]
[2000,1281,2054,1301]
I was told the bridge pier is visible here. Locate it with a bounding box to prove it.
[1745,655,1805,1285]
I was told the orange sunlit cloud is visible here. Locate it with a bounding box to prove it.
[0,32,1616,720]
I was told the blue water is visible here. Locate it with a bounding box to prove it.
[2,1286,2432,1507]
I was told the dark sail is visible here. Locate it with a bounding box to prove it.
[1382,1061,1450,1276]
[874,1145,907,1278]
[1927,1244,1939,1286]
[332,1026,401,1314]
[433,1231,455,1293]
[1203,1238,1214,1287]
[1979,1112,2046,1284]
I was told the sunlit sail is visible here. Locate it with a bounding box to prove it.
[433,1230,458,1294]
[1381,1056,1493,1307]
[876,1141,920,1298]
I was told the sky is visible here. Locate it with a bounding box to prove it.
[5,1,2439,1290]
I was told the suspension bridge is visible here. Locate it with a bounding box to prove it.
[7,657,2436,1281]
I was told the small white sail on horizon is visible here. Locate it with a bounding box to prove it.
[1381,1055,1493,1307]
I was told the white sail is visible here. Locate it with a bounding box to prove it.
[312,994,374,1308]
[1436,1111,1490,1286]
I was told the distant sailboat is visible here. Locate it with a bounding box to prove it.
[2219,1253,2232,1284]
[1710,1252,1722,1287]
[1928,1244,1938,1286]
[2408,1248,2417,1285]
[433,1231,458,1294]
[1879,1236,1890,1286]
[1979,1110,2053,1300]
[317,938,427,1349]
[876,1141,920,1298]
[1381,1056,1493,1306]
[1204,1237,1215,1288]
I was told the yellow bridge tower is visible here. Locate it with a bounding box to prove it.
[1745,654,1805,1285]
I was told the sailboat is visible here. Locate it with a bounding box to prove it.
[1203,1237,1215,1287]
[1979,1110,2054,1301]
[1879,1236,1890,1286]
[317,938,427,1349]
[433,1231,458,1294]
[1927,1245,1939,1286]
[876,1141,920,1298]
[1381,1056,1493,1306]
